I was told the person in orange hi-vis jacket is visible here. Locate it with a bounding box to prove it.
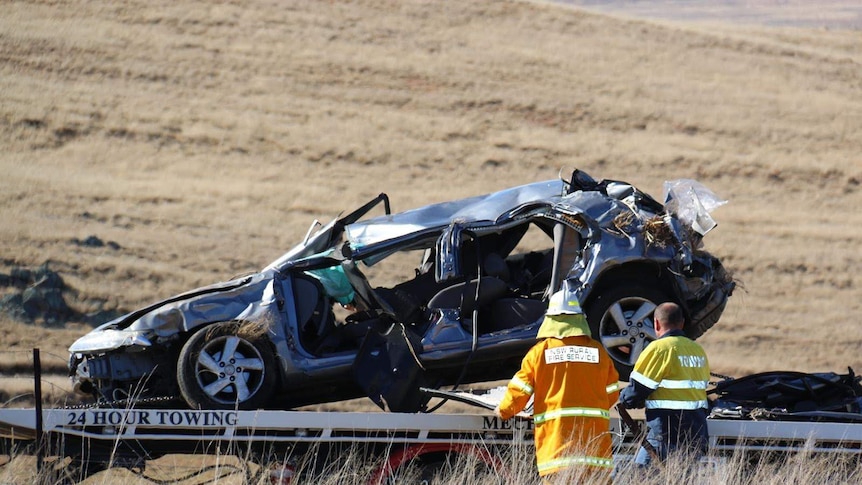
[495,289,620,481]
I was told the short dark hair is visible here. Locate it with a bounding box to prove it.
[655,302,684,329]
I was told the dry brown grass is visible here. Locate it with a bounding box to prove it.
[2,0,862,407]
[1,439,860,485]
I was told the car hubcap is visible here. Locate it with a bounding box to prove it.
[195,335,266,405]
[598,297,658,368]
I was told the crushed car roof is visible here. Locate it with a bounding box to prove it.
[345,179,565,250]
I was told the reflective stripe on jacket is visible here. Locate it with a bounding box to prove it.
[497,335,620,477]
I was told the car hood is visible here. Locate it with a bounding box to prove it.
[69,272,278,354]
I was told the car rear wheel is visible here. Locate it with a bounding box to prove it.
[586,283,672,381]
[177,322,277,410]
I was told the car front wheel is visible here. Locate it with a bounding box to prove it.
[586,283,673,381]
[177,322,277,410]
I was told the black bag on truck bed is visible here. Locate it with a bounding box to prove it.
[709,368,862,422]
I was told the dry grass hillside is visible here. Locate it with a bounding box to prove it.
[2,0,861,405]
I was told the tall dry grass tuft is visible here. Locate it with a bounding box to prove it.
[611,447,862,485]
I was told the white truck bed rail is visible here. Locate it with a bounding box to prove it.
[707,418,862,454]
[0,408,536,445]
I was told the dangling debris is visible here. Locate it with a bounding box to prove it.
[643,215,674,249]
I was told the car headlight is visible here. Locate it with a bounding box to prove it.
[68,329,153,354]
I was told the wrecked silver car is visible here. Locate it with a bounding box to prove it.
[68,170,734,412]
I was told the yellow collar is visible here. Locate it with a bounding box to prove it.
[536,314,591,339]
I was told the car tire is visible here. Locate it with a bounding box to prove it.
[177,322,278,410]
[585,283,673,381]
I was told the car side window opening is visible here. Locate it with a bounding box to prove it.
[298,218,582,355]
[294,247,433,355]
[423,220,560,335]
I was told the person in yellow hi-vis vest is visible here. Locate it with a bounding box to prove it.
[619,301,710,466]
[495,289,620,481]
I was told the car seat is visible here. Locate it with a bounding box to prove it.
[290,275,334,350]
[426,276,508,316]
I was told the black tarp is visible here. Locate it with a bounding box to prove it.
[709,368,862,422]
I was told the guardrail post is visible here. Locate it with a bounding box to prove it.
[33,348,44,474]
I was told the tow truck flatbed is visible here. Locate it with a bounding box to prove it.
[1,406,861,483]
